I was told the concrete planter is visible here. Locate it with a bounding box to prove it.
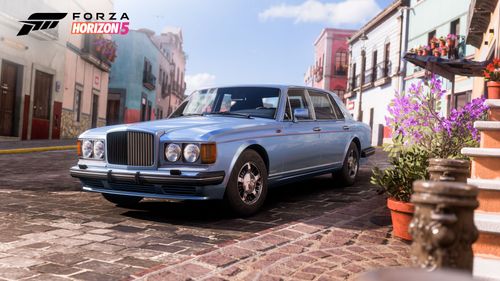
[428,158,470,183]
[387,197,415,241]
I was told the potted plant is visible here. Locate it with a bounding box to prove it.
[484,58,500,99]
[374,76,488,240]
[447,34,457,48]
[433,48,441,57]
[430,37,439,50]
[441,46,448,57]
[371,145,428,240]
[417,46,423,56]
[439,36,447,48]
[422,46,430,56]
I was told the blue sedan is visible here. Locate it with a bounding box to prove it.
[70,85,374,215]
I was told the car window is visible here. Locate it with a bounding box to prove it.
[329,95,345,119]
[287,89,312,120]
[308,91,337,120]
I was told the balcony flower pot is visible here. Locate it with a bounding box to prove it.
[387,197,414,241]
[487,81,500,99]
[441,47,448,57]
[433,49,441,57]
[439,38,446,48]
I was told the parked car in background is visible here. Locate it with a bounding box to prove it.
[70,85,374,215]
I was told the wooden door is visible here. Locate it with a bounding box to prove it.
[91,94,98,128]
[0,61,18,136]
[31,70,52,139]
[106,99,120,125]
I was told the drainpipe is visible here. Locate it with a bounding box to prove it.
[398,5,411,94]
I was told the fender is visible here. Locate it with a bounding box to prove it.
[227,140,262,181]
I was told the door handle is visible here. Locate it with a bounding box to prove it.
[343,125,350,130]
[313,127,321,132]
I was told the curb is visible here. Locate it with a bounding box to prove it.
[0,145,76,155]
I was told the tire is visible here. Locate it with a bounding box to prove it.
[224,150,268,216]
[102,193,143,207]
[333,142,360,186]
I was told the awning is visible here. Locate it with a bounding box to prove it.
[404,53,488,81]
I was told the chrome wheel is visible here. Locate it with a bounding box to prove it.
[237,162,263,205]
[347,149,358,178]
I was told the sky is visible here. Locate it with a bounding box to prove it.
[115,0,394,95]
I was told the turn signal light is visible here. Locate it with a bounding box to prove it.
[76,140,82,157]
[200,143,217,164]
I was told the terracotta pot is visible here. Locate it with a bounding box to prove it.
[387,197,414,241]
[422,49,428,56]
[447,39,455,48]
[441,49,448,56]
[439,40,446,48]
[433,50,441,57]
[487,81,500,99]
[430,42,437,49]
[417,50,423,56]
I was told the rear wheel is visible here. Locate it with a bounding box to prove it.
[224,150,268,216]
[102,193,143,207]
[333,142,359,186]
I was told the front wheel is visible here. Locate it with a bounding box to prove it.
[102,193,143,207]
[333,142,359,186]
[224,150,268,216]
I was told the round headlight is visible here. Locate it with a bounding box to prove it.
[82,140,93,158]
[183,144,200,163]
[165,143,182,162]
[93,140,105,159]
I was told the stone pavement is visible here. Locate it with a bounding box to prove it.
[0,149,409,280]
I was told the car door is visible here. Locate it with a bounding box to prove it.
[280,88,323,174]
[307,90,351,167]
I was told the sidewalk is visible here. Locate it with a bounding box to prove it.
[134,195,411,281]
[0,139,76,154]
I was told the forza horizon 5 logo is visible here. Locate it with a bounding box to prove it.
[17,12,130,36]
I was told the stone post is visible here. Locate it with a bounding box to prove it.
[427,158,470,183]
[409,180,479,272]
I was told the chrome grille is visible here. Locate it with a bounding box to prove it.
[107,131,155,166]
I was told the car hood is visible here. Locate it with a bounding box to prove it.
[79,116,278,141]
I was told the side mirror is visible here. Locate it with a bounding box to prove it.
[293,108,309,120]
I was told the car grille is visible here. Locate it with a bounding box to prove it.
[107,131,155,166]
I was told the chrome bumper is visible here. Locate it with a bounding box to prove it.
[70,166,225,186]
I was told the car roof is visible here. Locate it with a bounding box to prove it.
[193,84,335,94]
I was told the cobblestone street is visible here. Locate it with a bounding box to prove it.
[0,150,410,280]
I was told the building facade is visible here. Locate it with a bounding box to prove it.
[346,0,408,146]
[0,0,67,140]
[61,1,114,138]
[152,27,187,116]
[404,0,476,113]
[304,28,356,104]
[465,0,500,279]
[108,29,160,124]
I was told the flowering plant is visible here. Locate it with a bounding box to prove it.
[447,34,458,41]
[372,75,488,201]
[484,58,500,82]
[385,75,488,159]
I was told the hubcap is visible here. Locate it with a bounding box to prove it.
[237,162,263,205]
[347,149,358,178]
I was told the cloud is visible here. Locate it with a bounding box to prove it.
[185,73,217,95]
[258,0,381,26]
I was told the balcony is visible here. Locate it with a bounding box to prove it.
[334,66,348,76]
[143,71,156,91]
[161,82,168,99]
[350,74,361,90]
[363,68,374,86]
[374,61,391,86]
[81,35,115,72]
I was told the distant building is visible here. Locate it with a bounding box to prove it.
[404,0,476,112]
[346,0,409,146]
[304,28,355,104]
[152,27,187,116]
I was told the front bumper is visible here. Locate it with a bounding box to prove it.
[70,166,226,200]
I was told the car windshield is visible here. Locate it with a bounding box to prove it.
[181,87,280,119]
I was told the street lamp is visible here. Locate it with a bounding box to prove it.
[357,33,368,122]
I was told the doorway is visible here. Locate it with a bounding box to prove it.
[91,93,99,128]
[0,60,19,136]
[31,70,53,139]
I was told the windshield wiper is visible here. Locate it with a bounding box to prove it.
[180,113,204,117]
[204,112,253,119]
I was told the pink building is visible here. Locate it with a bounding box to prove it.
[304,28,356,104]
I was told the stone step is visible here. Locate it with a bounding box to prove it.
[468,178,500,191]
[475,211,500,234]
[469,179,500,212]
[474,256,500,280]
[486,99,500,108]
[475,121,500,130]
[462,147,500,157]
